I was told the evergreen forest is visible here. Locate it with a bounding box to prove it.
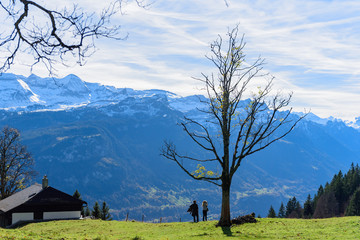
[268,163,360,218]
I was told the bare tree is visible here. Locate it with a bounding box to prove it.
[0,126,35,199]
[0,0,145,74]
[161,25,306,227]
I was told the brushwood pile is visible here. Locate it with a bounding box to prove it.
[231,212,257,225]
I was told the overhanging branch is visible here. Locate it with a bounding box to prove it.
[0,0,140,74]
[160,141,222,187]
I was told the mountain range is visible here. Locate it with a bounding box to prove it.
[0,73,359,221]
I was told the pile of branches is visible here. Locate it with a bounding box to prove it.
[231,212,257,225]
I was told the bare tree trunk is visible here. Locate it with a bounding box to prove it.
[218,179,231,226]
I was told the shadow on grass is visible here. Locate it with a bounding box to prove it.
[221,226,233,236]
[8,219,62,229]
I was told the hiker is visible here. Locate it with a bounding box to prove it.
[202,200,208,221]
[187,200,199,222]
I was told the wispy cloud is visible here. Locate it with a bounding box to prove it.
[9,0,360,120]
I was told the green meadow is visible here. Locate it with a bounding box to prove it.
[1,217,360,239]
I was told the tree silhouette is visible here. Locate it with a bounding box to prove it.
[0,126,36,199]
[0,0,146,74]
[91,201,101,219]
[345,188,360,216]
[73,189,85,216]
[101,201,112,220]
[161,25,306,226]
[286,196,301,218]
[267,205,276,218]
[303,194,313,218]
[278,202,285,218]
[73,189,81,199]
[313,191,338,218]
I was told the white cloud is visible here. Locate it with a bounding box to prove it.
[4,0,360,120]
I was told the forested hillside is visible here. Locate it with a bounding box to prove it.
[269,163,360,218]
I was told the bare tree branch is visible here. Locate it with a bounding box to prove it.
[161,25,307,227]
[0,0,146,75]
[160,141,222,187]
[0,126,36,199]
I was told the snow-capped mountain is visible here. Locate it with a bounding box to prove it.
[1,73,360,220]
[1,73,358,129]
[0,73,201,113]
[0,73,89,110]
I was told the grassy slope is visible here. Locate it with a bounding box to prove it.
[0,217,360,240]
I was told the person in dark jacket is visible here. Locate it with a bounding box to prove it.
[187,200,199,222]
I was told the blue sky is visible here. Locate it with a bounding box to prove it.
[10,0,360,121]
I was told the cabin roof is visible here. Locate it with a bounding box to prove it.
[0,184,43,213]
[0,184,86,213]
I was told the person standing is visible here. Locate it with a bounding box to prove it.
[187,200,199,222]
[202,200,208,221]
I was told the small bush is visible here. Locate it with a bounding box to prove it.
[132,236,144,240]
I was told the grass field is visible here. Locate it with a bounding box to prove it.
[0,217,360,239]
